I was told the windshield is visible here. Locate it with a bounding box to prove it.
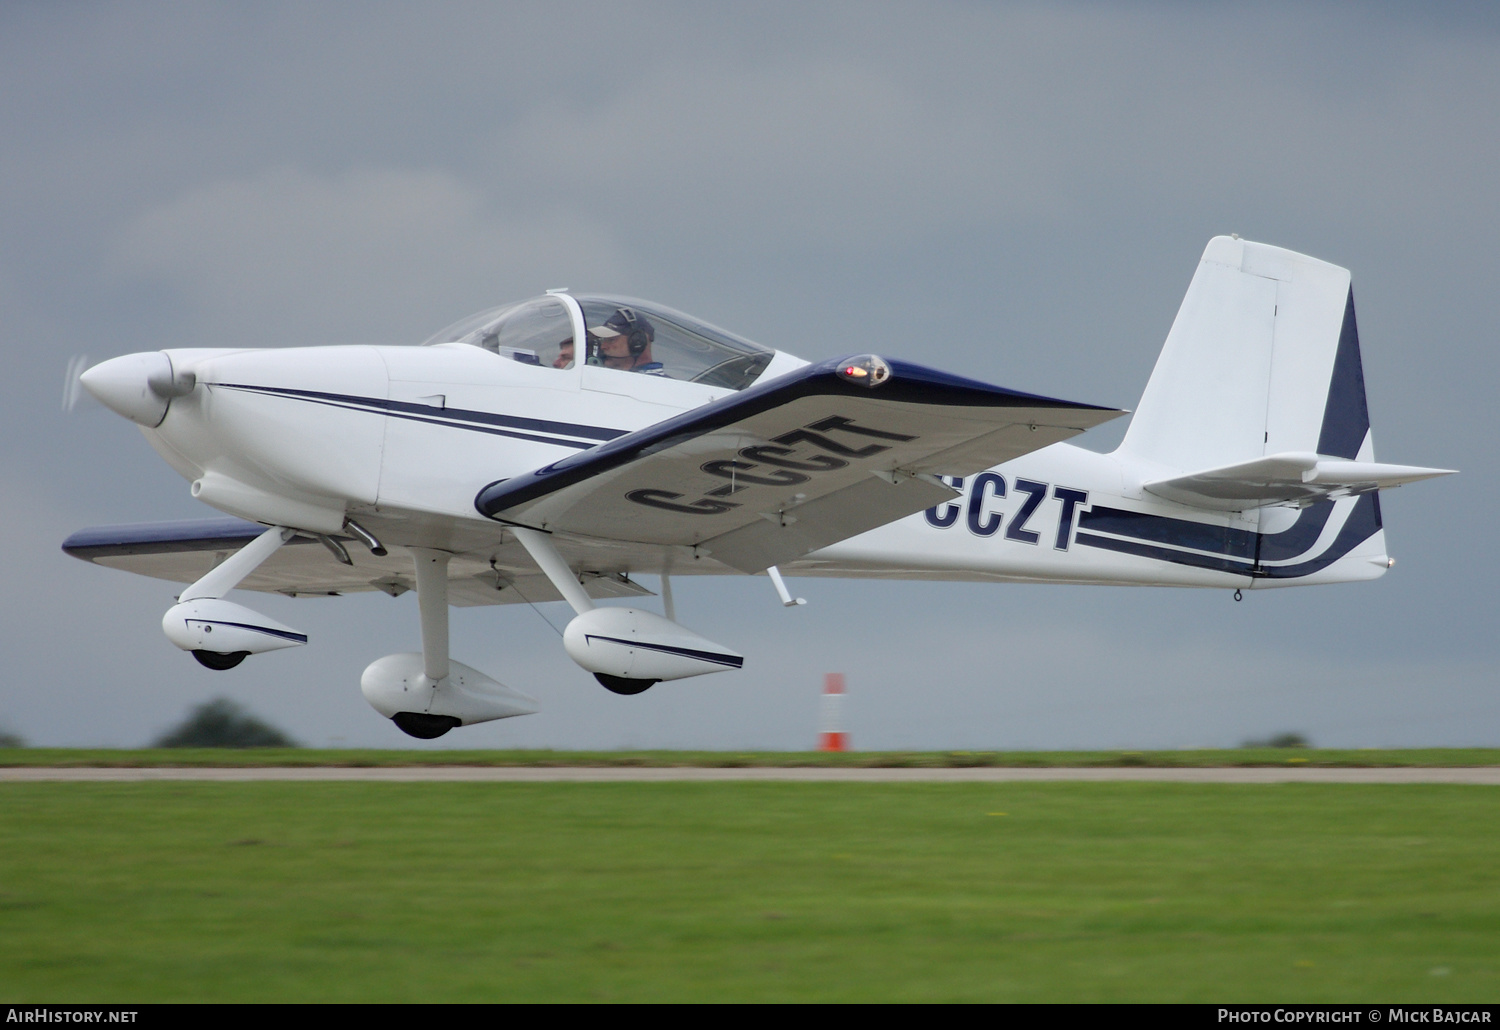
[576,295,773,390]
[420,297,574,368]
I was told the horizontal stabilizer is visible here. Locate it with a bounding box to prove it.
[1144,451,1455,511]
[475,355,1122,573]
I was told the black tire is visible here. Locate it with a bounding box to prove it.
[192,649,248,671]
[594,673,658,695]
[392,712,462,739]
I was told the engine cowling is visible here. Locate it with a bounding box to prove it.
[562,607,743,683]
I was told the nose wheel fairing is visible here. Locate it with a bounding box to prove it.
[360,653,538,730]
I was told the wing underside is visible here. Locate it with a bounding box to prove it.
[62,518,655,607]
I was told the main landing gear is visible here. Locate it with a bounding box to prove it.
[360,547,538,738]
[162,526,308,669]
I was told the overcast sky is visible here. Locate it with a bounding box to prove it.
[2,2,1493,749]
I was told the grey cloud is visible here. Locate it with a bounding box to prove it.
[495,57,1070,245]
[111,166,630,345]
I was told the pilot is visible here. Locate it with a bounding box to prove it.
[552,336,575,369]
[588,307,667,375]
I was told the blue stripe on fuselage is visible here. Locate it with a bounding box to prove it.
[1076,493,1378,579]
[213,383,627,450]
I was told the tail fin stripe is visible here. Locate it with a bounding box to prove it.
[1315,289,1371,460]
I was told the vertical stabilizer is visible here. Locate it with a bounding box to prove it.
[1120,237,1373,471]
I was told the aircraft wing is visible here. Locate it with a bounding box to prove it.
[1143,452,1455,511]
[476,355,1123,573]
[62,517,655,607]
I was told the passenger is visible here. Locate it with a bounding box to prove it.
[552,337,575,369]
[588,307,667,376]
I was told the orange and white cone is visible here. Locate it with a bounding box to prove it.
[819,672,846,752]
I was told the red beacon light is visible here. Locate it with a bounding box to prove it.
[836,354,892,387]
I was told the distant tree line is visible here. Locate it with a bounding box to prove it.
[1241,732,1310,749]
[153,698,299,748]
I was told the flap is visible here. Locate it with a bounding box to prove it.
[475,355,1122,572]
[1144,451,1456,511]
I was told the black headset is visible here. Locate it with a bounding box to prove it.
[614,307,651,357]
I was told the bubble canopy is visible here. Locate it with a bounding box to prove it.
[421,293,775,391]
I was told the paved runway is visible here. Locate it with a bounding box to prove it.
[4,766,1499,783]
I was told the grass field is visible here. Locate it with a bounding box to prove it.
[1,781,1497,1001]
[4,746,1500,767]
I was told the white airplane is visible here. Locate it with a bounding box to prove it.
[66,236,1453,738]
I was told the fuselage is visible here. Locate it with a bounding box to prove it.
[119,339,1388,593]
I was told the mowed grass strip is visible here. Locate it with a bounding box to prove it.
[0,783,1496,1002]
[5,747,1500,767]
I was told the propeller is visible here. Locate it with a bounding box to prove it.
[61,354,90,412]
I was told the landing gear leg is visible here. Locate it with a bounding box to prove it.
[387,547,457,739]
[410,547,452,684]
[182,525,295,602]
